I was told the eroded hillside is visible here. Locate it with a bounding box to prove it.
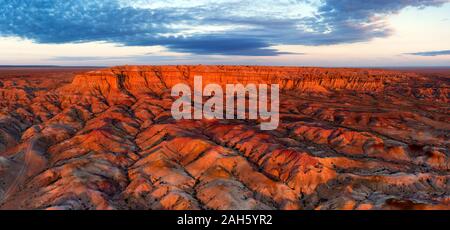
[0,66,449,210]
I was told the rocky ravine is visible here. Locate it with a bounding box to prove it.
[0,65,449,210]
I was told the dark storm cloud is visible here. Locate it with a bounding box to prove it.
[406,50,450,56]
[0,0,447,56]
[156,36,296,56]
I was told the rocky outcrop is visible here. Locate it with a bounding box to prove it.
[0,66,448,210]
[63,66,404,100]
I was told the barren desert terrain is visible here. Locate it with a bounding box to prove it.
[0,65,449,210]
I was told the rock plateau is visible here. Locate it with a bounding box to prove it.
[0,66,449,210]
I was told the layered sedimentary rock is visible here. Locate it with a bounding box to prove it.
[0,66,449,210]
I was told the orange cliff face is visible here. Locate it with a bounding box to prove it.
[0,66,449,210]
[62,66,396,104]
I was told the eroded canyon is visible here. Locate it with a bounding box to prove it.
[0,66,449,210]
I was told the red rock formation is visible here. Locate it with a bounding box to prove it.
[0,66,448,210]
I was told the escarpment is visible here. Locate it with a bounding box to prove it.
[0,66,449,210]
[63,66,405,97]
[62,66,449,107]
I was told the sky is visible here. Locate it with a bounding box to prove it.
[0,0,449,67]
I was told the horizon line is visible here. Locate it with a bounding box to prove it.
[1,64,450,69]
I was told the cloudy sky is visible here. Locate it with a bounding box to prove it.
[0,0,449,66]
